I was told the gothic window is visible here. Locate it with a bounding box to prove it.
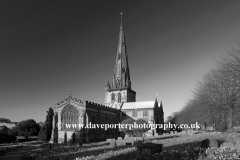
[118,93,121,103]
[143,110,148,116]
[61,105,79,130]
[111,93,115,101]
[132,110,137,117]
[151,116,154,121]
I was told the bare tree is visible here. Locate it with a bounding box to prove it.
[176,40,240,131]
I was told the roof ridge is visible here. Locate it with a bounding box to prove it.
[121,101,157,110]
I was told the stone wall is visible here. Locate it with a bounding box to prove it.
[105,88,136,105]
[122,109,154,122]
[51,96,121,144]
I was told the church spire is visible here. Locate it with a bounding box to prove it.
[105,14,136,105]
[112,13,131,89]
[160,100,163,111]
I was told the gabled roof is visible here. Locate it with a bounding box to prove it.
[109,100,121,109]
[120,101,160,110]
[55,94,83,108]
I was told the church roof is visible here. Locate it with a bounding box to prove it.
[120,101,160,110]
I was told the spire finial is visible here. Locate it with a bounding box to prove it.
[120,13,123,21]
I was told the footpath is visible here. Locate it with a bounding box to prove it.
[0,145,38,160]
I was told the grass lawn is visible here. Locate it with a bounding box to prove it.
[23,132,240,160]
[0,144,23,156]
[104,142,201,160]
[64,145,135,160]
[69,142,201,160]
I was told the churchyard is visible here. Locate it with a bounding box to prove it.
[0,144,22,156]
[20,130,240,160]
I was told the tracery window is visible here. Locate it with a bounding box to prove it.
[61,105,79,130]
[151,116,154,121]
[111,93,115,101]
[143,110,148,116]
[132,110,137,117]
[118,93,121,103]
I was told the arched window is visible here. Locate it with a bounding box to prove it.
[132,110,137,117]
[118,93,121,103]
[61,105,79,130]
[143,110,148,116]
[111,93,115,101]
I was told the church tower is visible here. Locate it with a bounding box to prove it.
[105,14,136,106]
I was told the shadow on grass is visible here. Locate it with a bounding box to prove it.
[105,142,203,160]
[44,141,204,160]
[44,145,135,160]
[0,146,24,156]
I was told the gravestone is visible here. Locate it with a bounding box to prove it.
[152,140,157,143]
[137,143,163,156]
[117,137,123,141]
[136,137,143,141]
[124,137,134,145]
[221,141,235,148]
[106,139,111,143]
[136,137,144,145]
[201,139,218,149]
[116,137,124,146]
[187,129,193,135]
[180,131,186,135]
[124,134,129,139]
[109,138,116,148]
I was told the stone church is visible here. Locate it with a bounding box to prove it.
[51,15,164,143]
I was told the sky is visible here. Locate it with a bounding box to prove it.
[1,0,240,122]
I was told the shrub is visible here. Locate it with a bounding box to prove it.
[64,132,67,143]
[132,118,150,137]
[119,118,135,137]
[17,119,40,138]
[71,132,76,144]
